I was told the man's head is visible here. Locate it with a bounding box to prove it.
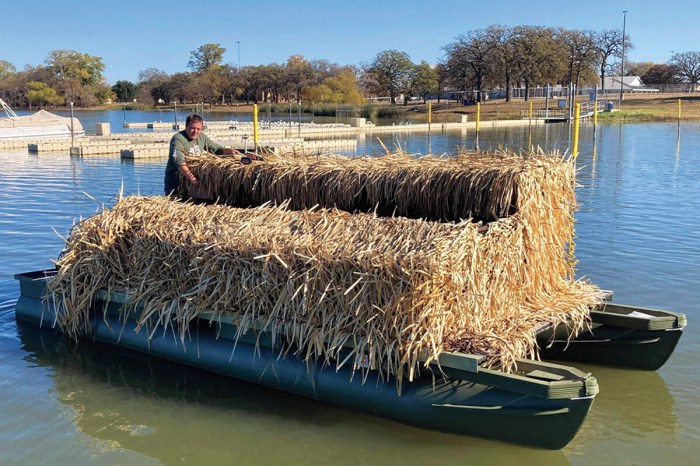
[184,114,204,140]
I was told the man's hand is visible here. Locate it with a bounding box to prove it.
[215,148,240,157]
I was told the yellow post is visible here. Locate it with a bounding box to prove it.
[678,99,682,121]
[253,104,259,148]
[427,102,432,124]
[528,101,533,121]
[572,103,581,158]
[476,102,481,132]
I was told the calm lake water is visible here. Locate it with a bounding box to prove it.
[0,114,698,465]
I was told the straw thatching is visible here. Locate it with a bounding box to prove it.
[47,150,604,387]
[182,151,527,223]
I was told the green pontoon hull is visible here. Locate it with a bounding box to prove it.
[14,270,597,449]
[537,303,686,370]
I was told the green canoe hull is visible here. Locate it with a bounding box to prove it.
[14,270,597,449]
[537,303,686,370]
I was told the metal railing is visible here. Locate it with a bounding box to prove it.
[528,109,567,119]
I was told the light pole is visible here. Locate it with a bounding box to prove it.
[619,10,627,108]
[236,41,241,70]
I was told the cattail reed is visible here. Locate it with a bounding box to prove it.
[47,149,603,387]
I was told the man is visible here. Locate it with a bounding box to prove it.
[164,113,240,195]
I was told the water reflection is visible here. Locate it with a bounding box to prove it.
[15,320,570,465]
[355,122,589,156]
[576,366,677,442]
[1,119,699,465]
[566,365,678,466]
[590,125,598,185]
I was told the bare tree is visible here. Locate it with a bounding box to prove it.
[558,29,599,88]
[489,25,518,101]
[433,63,448,103]
[444,29,496,103]
[595,29,629,92]
[670,51,700,89]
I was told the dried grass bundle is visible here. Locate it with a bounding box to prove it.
[47,177,602,386]
[182,149,540,223]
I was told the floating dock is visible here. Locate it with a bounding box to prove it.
[17,115,552,157]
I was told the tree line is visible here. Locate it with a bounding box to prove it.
[2,24,700,110]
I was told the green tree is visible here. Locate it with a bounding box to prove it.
[411,61,438,102]
[512,26,565,100]
[265,64,286,103]
[188,43,226,72]
[187,44,229,103]
[641,64,681,84]
[303,83,332,103]
[221,66,243,103]
[303,68,364,104]
[26,81,63,108]
[45,50,105,105]
[625,61,654,77]
[163,72,188,103]
[197,67,228,103]
[285,55,314,102]
[137,68,169,104]
[239,65,270,104]
[0,65,53,108]
[0,60,16,80]
[89,82,115,105]
[112,80,137,102]
[368,50,414,104]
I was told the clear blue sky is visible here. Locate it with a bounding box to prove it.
[4,0,696,85]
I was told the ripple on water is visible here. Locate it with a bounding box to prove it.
[0,122,699,465]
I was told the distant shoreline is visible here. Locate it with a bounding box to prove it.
[20,92,700,122]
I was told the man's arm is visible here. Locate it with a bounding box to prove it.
[170,137,200,188]
[178,162,200,188]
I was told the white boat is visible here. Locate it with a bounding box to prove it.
[0,98,84,140]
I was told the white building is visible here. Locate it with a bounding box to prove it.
[600,76,658,93]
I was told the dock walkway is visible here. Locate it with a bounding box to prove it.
[14,116,549,157]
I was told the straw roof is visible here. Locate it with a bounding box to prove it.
[183,151,529,223]
[47,150,603,387]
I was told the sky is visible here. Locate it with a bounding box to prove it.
[3,0,697,85]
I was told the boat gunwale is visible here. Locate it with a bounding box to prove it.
[15,269,598,401]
